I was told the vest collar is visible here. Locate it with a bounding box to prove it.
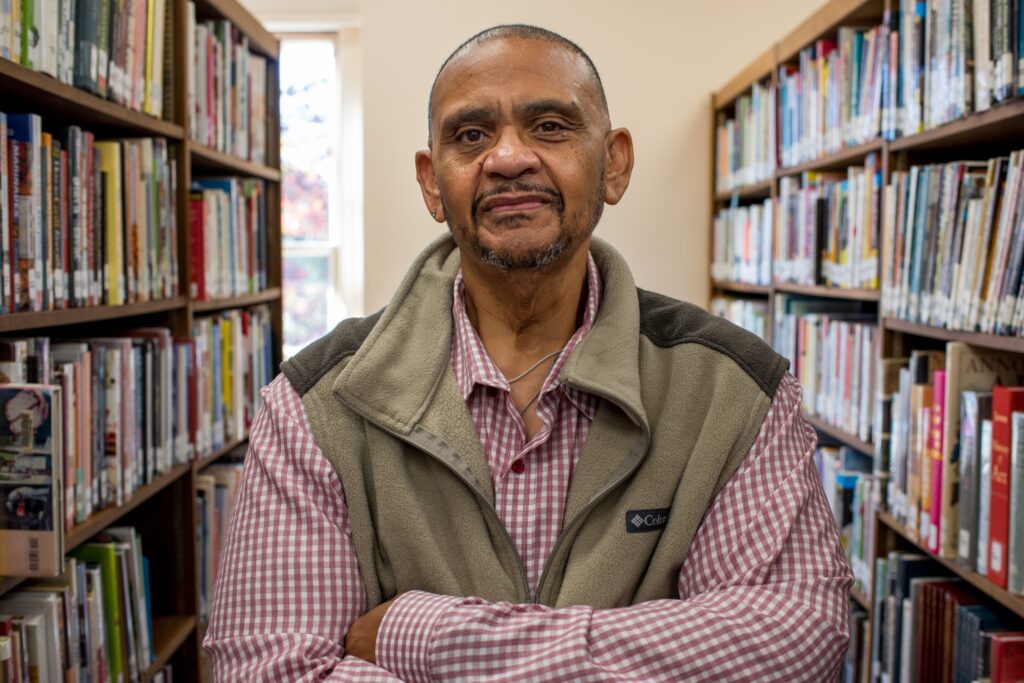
[331,233,650,437]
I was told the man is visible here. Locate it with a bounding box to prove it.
[205,25,852,681]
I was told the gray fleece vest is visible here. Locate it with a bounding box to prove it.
[281,235,788,610]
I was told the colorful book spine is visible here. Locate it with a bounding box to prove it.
[988,386,1024,588]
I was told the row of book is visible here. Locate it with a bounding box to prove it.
[881,150,1024,336]
[190,177,269,300]
[186,1,268,165]
[196,453,244,623]
[773,295,877,442]
[877,342,1024,586]
[0,112,179,313]
[0,306,274,578]
[0,0,171,118]
[0,527,169,683]
[720,0,1024,182]
[710,199,772,286]
[774,154,881,290]
[709,296,769,341]
[901,0,1024,137]
[714,80,776,193]
[865,551,1024,683]
[814,445,878,599]
[779,20,897,168]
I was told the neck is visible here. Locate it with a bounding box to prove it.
[460,242,590,370]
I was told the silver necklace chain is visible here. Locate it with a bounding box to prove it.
[506,345,567,417]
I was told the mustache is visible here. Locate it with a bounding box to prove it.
[472,182,564,218]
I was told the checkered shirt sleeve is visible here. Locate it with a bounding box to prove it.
[375,372,853,682]
[205,372,852,682]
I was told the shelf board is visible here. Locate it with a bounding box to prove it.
[890,99,1024,153]
[0,297,188,333]
[777,138,885,176]
[877,510,1024,620]
[190,143,282,182]
[851,587,870,610]
[0,57,184,139]
[713,179,773,203]
[711,279,771,296]
[193,0,279,58]
[773,282,881,302]
[67,463,191,551]
[193,435,249,472]
[777,0,888,64]
[883,318,1024,354]
[191,288,282,314]
[801,411,875,456]
[141,615,197,683]
[0,576,26,598]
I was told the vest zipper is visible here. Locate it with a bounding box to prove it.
[532,387,651,603]
[347,410,534,603]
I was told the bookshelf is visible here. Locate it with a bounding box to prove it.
[710,0,1024,679]
[0,0,281,680]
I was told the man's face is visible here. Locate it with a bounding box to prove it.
[418,38,615,271]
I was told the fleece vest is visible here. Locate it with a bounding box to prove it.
[280,234,788,610]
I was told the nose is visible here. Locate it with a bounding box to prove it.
[481,126,541,179]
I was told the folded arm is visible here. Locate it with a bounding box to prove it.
[374,373,853,682]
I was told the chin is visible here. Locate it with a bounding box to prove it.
[476,236,570,271]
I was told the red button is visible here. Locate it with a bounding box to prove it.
[511,461,526,474]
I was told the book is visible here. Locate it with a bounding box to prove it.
[991,632,1024,682]
[0,385,63,577]
[990,386,1024,588]
[1010,411,1024,592]
[71,543,125,683]
[980,418,995,576]
[958,391,993,570]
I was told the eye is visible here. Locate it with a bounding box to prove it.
[455,128,487,144]
[536,120,567,133]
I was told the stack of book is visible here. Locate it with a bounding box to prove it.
[867,552,1024,683]
[0,0,170,118]
[881,342,1024,568]
[0,113,179,313]
[196,453,244,622]
[189,177,268,300]
[192,304,274,456]
[814,446,878,597]
[778,21,895,168]
[714,79,775,193]
[773,295,877,440]
[0,527,168,683]
[882,151,1024,335]
[711,199,772,286]
[774,154,881,289]
[186,1,268,164]
[709,296,769,340]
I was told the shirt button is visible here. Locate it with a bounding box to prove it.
[511,460,526,474]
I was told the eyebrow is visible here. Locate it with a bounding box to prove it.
[439,99,585,136]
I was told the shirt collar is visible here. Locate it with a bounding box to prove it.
[451,253,603,412]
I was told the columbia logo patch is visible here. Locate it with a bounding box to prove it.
[625,508,670,533]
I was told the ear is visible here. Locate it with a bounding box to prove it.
[415,149,446,222]
[602,128,634,205]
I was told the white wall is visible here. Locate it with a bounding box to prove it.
[244,0,831,313]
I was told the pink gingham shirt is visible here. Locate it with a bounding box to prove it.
[204,257,852,681]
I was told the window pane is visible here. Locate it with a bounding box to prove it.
[281,39,337,244]
[283,254,331,357]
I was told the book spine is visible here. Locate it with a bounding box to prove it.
[1010,411,1024,592]
[988,386,1024,588]
[929,369,946,554]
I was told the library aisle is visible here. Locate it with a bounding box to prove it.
[0,0,280,679]
[712,0,1024,680]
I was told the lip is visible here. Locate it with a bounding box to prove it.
[480,193,552,214]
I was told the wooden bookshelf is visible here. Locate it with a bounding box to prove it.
[0,296,188,333]
[883,318,1024,354]
[710,0,1024,677]
[711,280,771,296]
[0,1,282,680]
[713,178,773,203]
[878,511,1024,620]
[773,282,881,302]
[191,142,283,181]
[193,436,249,472]
[801,412,875,456]
[191,288,283,314]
